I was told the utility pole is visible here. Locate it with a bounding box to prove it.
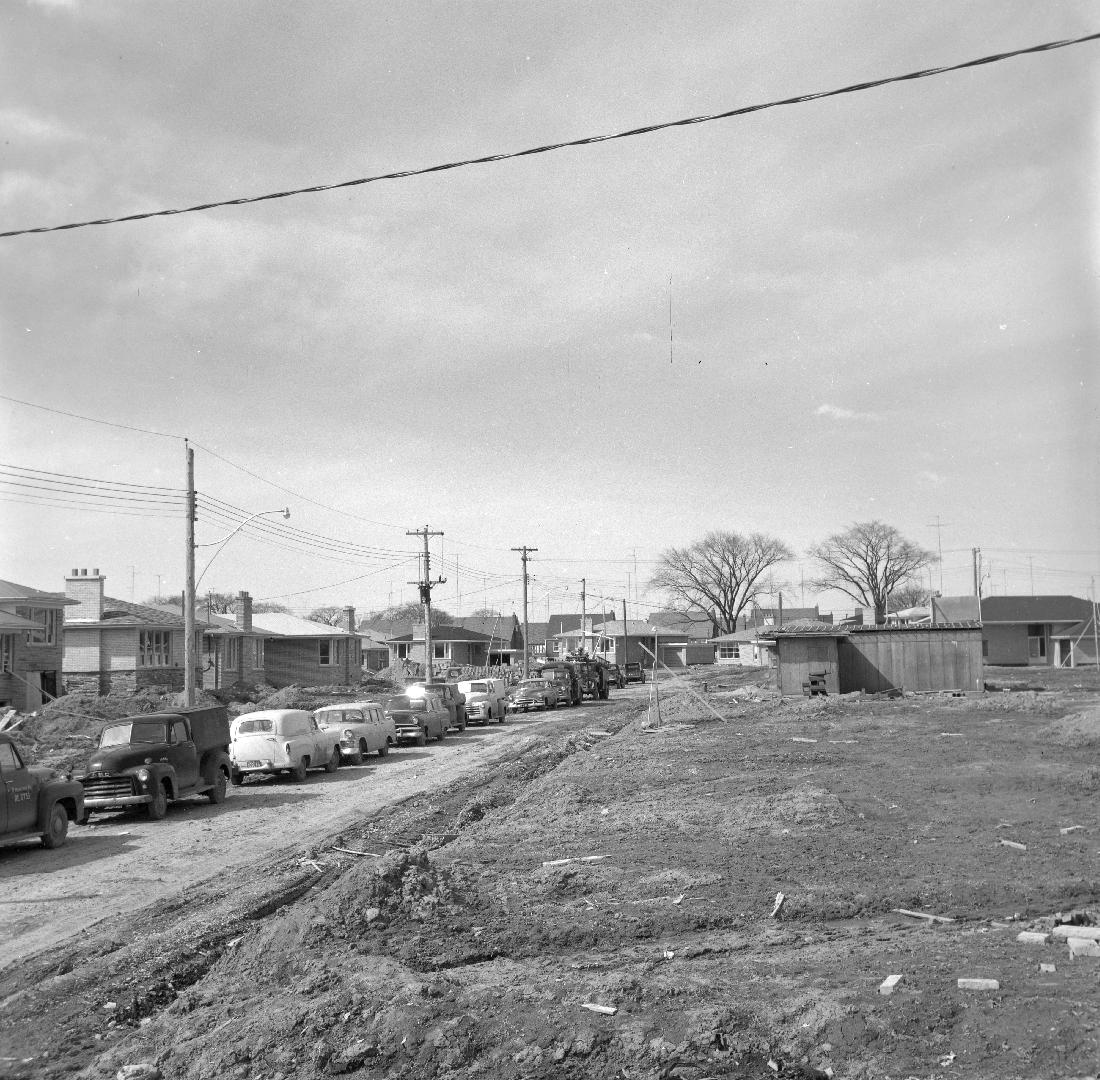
[511,546,538,677]
[580,577,586,653]
[622,598,629,669]
[972,548,981,597]
[927,516,949,594]
[1028,555,1035,595]
[407,526,445,684]
[184,441,197,706]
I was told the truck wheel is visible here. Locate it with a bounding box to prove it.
[349,741,366,766]
[207,771,227,804]
[416,731,427,747]
[378,740,389,758]
[437,724,446,741]
[147,783,169,820]
[230,771,245,787]
[292,758,309,783]
[42,804,69,849]
[324,746,341,773]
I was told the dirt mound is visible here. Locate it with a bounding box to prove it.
[1035,704,1100,748]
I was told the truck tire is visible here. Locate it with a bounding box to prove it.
[415,730,427,747]
[324,746,340,773]
[230,771,245,787]
[378,740,389,758]
[291,758,309,783]
[147,782,169,820]
[437,724,446,741]
[41,804,69,849]
[207,770,227,804]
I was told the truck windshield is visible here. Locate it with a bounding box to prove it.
[99,721,168,747]
[467,682,489,694]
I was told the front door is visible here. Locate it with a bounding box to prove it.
[0,741,37,833]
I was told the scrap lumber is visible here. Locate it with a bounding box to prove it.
[1052,924,1100,941]
[333,848,382,858]
[1067,938,1100,958]
[957,978,999,990]
[891,908,955,924]
[581,1003,617,1015]
[1059,825,1085,835]
[542,855,609,868]
[998,840,1027,851]
[769,892,786,918]
[878,974,903,995]
[1016,931,1049,945]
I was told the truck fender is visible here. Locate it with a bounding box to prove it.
[144,764,178,800]
[36,787,81,827]
[199,749,232,784]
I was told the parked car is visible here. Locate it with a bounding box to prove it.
[0,733,84,849]
[80,706,232,820]
[313,702,395,764]
[607,664,626,689]
[229,709,341,784]
[623,662,647,684]
[383,693,449,745]
[534,662,582,706]
[507,679,559,712]
[457,678,508,724]
[406,682,467,731]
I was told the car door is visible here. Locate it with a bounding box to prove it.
[0,741,38,833]
[167,719,199,789]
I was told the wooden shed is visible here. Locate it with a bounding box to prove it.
[770,621,984,696]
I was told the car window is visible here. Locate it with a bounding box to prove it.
[237,717,274,735]
[172,721,188,743]
[310,717,320,732]
[344,710,363,722]
[0,742,21,773]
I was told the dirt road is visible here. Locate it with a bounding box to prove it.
[0,708,592,971]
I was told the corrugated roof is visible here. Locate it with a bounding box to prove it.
[766,621,849,637]
[848,620,982,633]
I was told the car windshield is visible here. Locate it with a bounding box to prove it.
[236,717,275,735]
[518,681,546,692]
[99,721,168,747]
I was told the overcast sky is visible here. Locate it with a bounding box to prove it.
[2,1,1097,619]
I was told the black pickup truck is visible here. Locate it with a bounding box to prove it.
[0,733,84,849]
[80,705,232,821]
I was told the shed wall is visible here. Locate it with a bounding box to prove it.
[776,638,839,696]
[837,629,983,693]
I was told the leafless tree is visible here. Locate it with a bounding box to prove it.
[889,579,929,611]
[808,521,935,624]
[308,605,345,627]
[470,607,503,618]
[253,602,291,614]
[650,531,793,634]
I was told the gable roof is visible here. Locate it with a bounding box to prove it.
[66,597,191,629]
[931,596,982,622]
[710,627,762,643]
[978,595,1094,623]
[522,622,549,645]
[546,613,616,637]
[452,615,523,645]
[385,624,493,644]
[358,628,392,649]
[249,612,358,638]
[0,579,77,606]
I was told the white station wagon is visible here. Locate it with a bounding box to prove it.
[312,702,396,765]
[229,709,342,784]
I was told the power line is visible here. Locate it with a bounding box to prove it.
[0,462,181,493]
[3,31,1097,239]
[0,393,183,439]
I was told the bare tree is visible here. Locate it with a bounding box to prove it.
[470,607,503,618]
[308,606,345,627]
[650,531,793,634]
[253,602,291,614]
[808,521,935,624]
[369,602,454,627]
[889,579,929,611]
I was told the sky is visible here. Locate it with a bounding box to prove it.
[2,0,1098,621]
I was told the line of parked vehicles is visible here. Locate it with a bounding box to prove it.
[0,653,643,852]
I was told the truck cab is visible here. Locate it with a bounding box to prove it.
[0,734,84,849]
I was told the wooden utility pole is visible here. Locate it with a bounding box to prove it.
[512,546,538,678]
[408,526,445,684]
[622,598,629,670]
[580,577,586,653]
[184,442,196,705]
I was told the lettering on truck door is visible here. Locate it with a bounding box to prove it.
[0,741,37,833]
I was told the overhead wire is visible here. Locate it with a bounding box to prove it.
[2,31,1097,239]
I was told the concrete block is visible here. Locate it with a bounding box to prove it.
[957,978,999,991]
[878,974,903,995]
[1052,924,1100,941]
[1067,938,1100,959]
[1016,931,1049,945]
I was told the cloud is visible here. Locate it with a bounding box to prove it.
[0,108,78,143]
[816,403,880,422]
[917,470,945,486]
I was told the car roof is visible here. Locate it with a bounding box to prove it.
[233,709,310,722]
[314,701,382,712]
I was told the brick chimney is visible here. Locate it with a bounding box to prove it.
[65,568,105,621]
[235,590,253,632]
[341,605,356,633]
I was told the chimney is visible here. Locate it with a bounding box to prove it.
[342,605,356,633]
[65,567,105,621]
[235,590,253,632]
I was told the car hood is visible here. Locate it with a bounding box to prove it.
[85,743,170,774]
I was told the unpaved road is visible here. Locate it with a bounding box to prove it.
[0,708,595,971]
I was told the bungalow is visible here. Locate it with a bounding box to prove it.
[0,578,76,710]
[247,605,362,688]
[552,620,709,668]
[711,627,773,667]
[198,591,267,689]
[543,613,616,658]
[61,568,202,695]
[970,595,1096,667]
[358,629,391,672]
[452,615,525,665]
[385,623,493,670]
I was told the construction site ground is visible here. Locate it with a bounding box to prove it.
[1,665,1098,1080]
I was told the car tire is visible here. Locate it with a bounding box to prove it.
[349,742,365,766]
[291,758,309,783]
[437,724,446,741]
[207,771,227,804]
[230,771,245,787]
[324,746,341,773]
[378,740,389,758]
[147,783,169,820]
[41,803,69,849]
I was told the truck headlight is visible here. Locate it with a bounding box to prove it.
[136,768,150,783]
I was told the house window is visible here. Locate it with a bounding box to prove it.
[718,644,737,659]
[433,642,449,660]
[225,638,240,670]
[319,639,343,666]
[253,638,265,668]
[139,630,171,667]
[982,639,989,658]
[396,643,410,660]
[15,607,58,647]
[0,635,13,672]
[1027,624,1047,660]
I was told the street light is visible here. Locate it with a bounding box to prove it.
[196,507,290,588]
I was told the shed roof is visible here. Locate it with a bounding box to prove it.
[1049,618,1097,639]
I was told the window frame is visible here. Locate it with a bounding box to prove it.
[15,606,59,647]
[319,639,343,667]
[138,629,172,667]
[0,634,13,672]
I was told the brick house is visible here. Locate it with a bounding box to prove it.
[0,578,76,710]
[199,591,267,689]
[451,615,525,665]
[385,624,493,669]
[61,569,202,694]
[247,605,362,687]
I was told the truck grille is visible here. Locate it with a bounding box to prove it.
[82,775,136,800]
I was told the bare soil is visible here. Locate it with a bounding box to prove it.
[2,667,1099,1080]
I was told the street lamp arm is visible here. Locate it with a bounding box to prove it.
[196,507,289,588]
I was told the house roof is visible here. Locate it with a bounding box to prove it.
[249,612,358,638]
[977,595,1095,623]
[385,624,493,644]
[198,610,264,637]
[546,613,616,636]
[67,597,191,629]
[647,610,716,638]
[0,610,44,631]
[523,622,549,645]
[710,627,760,643]
[0,579,78,606]
[452,615,522,645]
[1049,618,1097,639]
[765,620,983,639]
[932,596,982,622]
[553,620,679,638]
[358,628,392,649]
